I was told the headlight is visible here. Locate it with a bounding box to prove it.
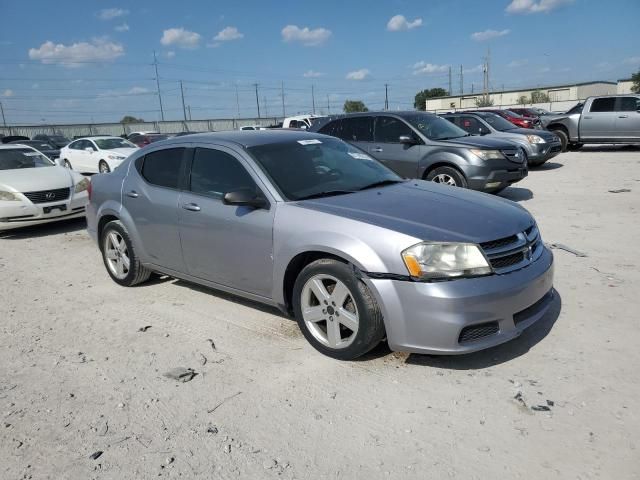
[107,154,126,160]
[469,149,505,160]
[74,178,90,193]
[526,135,546,144]
[401,242,492,280]
[0,190,20,202]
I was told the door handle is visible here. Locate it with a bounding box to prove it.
[182,203,201,212]
[371,147,383,153]
[618,115,629,118]
[126,191,139,198]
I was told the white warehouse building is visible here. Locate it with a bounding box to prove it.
[425,80,620,112]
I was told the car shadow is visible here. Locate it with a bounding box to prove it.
[0,217,87,240]
[498,187,533,202]
[533,161,563,171]
[403,289,562,370]
[578,145,640,152]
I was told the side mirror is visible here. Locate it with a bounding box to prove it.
[399,135,416,145]
[479,128,490,136]
[223,190,268,209]
[85,147,94,153]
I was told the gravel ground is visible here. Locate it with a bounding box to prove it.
[1,146,639,479]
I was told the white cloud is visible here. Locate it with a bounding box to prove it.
[346,68,370,80]
[214,26,244,42]
[115,23,129,32]
[506,0,574,14]
[128,86,150,94]
[303,70,324,78]
[623,56,640,65]
[464,64,484,73]
[28,39,124,67]
[412,61,449,75]
[508,59,529,68]
[387,15,423,32]
[471,29,510,41]
[2,89,13,97]
[98,8,129,20]
[281,25,331,46]
[166,50,176,58]
[160,28,201,49]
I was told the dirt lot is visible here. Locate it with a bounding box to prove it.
[1,146,639,480]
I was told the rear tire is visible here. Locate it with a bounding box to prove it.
[551,129,569,152]
[292,259,385,360]
[101,220,151,287]
[426,166,468,189]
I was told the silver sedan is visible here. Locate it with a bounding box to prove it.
[86,131,554,360]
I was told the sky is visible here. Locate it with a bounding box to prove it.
[0,0,639,125]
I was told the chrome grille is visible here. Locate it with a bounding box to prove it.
[502,148,525,164]
[480,224,543,274]
[22,187,70,204]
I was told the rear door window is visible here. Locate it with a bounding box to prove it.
[617,97,640,112]
[589,98,616,112]
[374,116,414,143]
[140,148,185,189]
[339,117,374,142]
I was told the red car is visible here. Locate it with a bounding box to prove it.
[128,133,169,147]
[474,109,536,129]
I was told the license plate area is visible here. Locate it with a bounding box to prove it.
[43,204,67,214]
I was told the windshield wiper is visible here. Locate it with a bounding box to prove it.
[357,179,404,191]
[297,190,355,200]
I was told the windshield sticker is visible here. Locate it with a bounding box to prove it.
[297,139,322,145]
[348,152,374,160]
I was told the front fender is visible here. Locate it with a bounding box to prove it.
[418,150,470,179]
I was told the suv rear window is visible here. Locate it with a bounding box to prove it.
[141,148,184,189]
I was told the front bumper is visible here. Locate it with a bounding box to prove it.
[0,192,88,231]
[365,247,554,354]
[528,141,562,162]
[465,162,528,191]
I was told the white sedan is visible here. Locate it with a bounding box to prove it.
[0,145,89,231]
[60,136,138,174]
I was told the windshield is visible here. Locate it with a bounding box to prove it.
[476,112,517,131]
[403,113,469,140]
[566,103,583,114]
[247,137,402,201]
[50,136,69,143]
[94,138,136,150]
[0,148,55,170]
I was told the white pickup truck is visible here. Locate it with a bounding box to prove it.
[282,115,326,130]
[542,94,640,151]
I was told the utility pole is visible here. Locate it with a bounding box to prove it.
[281,81,286,117]
[459,65,464,94]
[180,81,187,121]
[327,94,330,114]
[311,85,316,115]
[472,83,474,94]
[153,51,165,121]
[253,83,260,118]
[0,101,6,128]
[384,83,389,110]
[235,83,240,118]
[263,95,268,117]
[187,105,192,120]
[448,66,452,95]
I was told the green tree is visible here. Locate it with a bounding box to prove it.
[475,96,494,107]
[631,70,640,94]
[120,115,144,123]
[414,88,449,110]
[343,100,368,113]
[517,95,530,105]
[530,90,550,103]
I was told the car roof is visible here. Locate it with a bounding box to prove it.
[156,129,332,149]
[0,144,37,150]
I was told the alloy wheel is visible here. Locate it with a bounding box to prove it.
[300,274,359,349]
[104,231,130,280]
[432,174,457,186]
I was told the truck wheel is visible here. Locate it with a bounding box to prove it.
[552,129,569,152]
[567,143,583,151]
[426,166,468,188]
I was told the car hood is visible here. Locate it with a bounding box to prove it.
[0,166,75,193]
[295,181,533,244]
[104,147,138,157]
[439,135,518,150]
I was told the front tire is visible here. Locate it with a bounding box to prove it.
[99,160,111,173]
[552,129,569,152]
[426,166,468,188]
[101,220,151,286]
[292,259,385,360]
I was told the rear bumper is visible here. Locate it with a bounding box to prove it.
[365,247,555,355]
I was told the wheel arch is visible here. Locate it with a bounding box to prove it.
[422,161,466,180]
